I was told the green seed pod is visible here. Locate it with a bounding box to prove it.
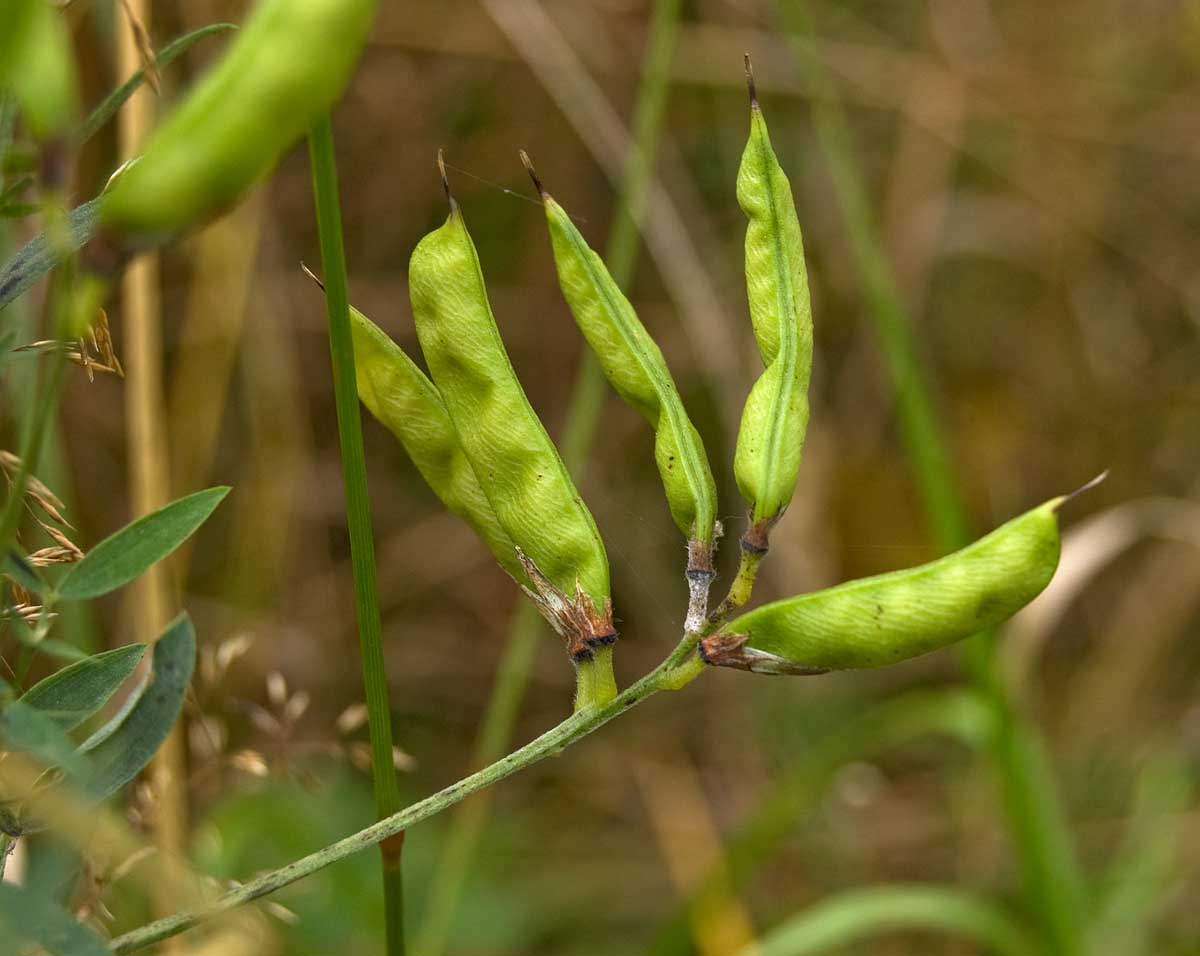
[98,0,376,251]
[522,153,719,553]
[702,497,1065,675]
[0,0,78,142]
[733,59,813,542]
[409,159,614,682]
[346,298,522,581]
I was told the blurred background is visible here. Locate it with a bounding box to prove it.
[6,0,1200,952]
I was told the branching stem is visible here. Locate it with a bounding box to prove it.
[109,633,708,953]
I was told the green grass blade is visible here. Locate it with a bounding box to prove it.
[308,115,405,956]
[76,23,237,145]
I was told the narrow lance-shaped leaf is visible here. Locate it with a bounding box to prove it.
[0,198,99,311]
[524,153,719,555]
[0,698,84,777]
[0,881,111,956]
[703,496,1065,675]
[347,298,523,580]
[733,59,813,543]
[86,612,195,800]
[20,644,147,731]
[56,486,229,601]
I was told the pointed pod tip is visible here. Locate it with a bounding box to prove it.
[519,149,547,199]
[1053,470,1109,513]
[300,262,325,292]
[744,53,759,109]
[436,149,456,211]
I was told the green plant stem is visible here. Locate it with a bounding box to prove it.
[414,3,684,951]
[307,116,405,956]
[773,6,1086,955]
[743,884,1040,956]
[109,636,706,954]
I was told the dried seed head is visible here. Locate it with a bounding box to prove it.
[336,702,369,735]
[266,671,288,709]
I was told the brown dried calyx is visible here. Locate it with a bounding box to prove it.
[740,512,782,555]
[516,548,616,662]
[699,631,826,676]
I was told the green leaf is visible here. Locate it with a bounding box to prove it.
[19,637,89,663]
[3,548,45,595]
[77,668,147,753]
[76,23,237,145]
[0,197,99,311]
[0,699,84,777]
[86,612,194,800]
[0,881,110,956]
[56,486,229,601]
[20,644,146,731]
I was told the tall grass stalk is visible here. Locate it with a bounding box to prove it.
[307,116,406,956]
[414,3,685,950]
[774,4,1086,954]
[114,8,190,934]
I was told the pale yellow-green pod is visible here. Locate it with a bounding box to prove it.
[525,155,718,550]
[100,0,376,249]
[733,63,813,533]
[349,303,522,581]
[703,497,1064,675]
[409,163,616,707]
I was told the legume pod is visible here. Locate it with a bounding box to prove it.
[524,154,719,557]
[702,497,1063,674]
[733,63,813,542]
[349,303,521,580]
[409,166,615,699]
[98,0,376,251]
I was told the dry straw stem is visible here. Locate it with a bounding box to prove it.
[115,2,189,924]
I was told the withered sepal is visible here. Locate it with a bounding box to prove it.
[699,631,827,676]
[517,548,616,662]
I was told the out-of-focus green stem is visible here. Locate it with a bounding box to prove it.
[413,2,685,952]
[742,884,1040,956]
[307,116,405,956]
[772,6,1086,955]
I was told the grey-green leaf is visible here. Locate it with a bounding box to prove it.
[86,612,194,799]
[0,699,84,776]
[56,486,229,601]
[0,881,110,956]
[3,547,44,595]
[20,644,146,731]
[0,197,98,311]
